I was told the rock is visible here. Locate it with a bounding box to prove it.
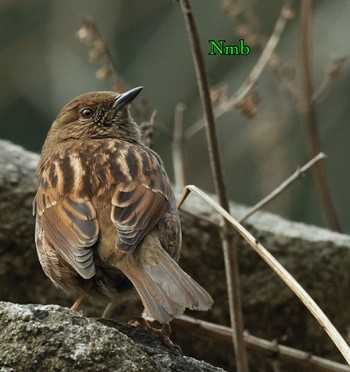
[0,301,224,372]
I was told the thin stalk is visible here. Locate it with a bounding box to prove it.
[173,315,350,372]
[177,185,350,365]
[173,103,187,188]
[240,152,326,223]
[179,1,249,370]
[299,0,342,232]
[185,0,293,140]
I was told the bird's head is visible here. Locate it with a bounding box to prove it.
[46,87,143,146]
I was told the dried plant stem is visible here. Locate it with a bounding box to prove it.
[78,18,126,92]
[179,1,249,370]
[173,103,187,188]
[173,316,350,372]
[181,153,326,228]
[139,110,157,149]
[299,0,342,232]
[185,0,293,140]
[177,185,350,365]
[313,56,346,103]
[240,152,326,223]
[274,64,300,105]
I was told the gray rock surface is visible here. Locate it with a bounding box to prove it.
[0,301,223,372]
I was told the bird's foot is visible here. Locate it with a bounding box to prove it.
[128,317,181,354]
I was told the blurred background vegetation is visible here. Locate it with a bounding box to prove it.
[1,0,349,232]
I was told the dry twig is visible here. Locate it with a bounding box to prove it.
[179,1,249,370]
[185,0,294,140]
[77,18,126,92]
[78,18,180,151]
[313,55,346,103]
[299,0,342,232]
[176,185,350,365]
[182,152,326,229]
[221,0,264,48]
[173,316,350,372]
[240,152,326,223]
[274,60,300,104]
[139,110,157,149]
[173,103,187,188]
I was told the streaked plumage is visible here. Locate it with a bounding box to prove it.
[34,87,213,323]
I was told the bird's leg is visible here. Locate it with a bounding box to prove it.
[70,293,86,312]
[128,317,178,353]
[160,323,176,352]
[102,303,118,319]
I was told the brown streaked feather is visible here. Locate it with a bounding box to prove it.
[35,215,85,295]
[109,145,175,254]
[35,139,178,267]
[40,198,99,279]
[35,148,100,281]
[158,201,182,262]
[111,183,166,253]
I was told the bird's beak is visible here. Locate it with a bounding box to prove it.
[113,86,143,111]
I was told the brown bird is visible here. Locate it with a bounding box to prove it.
[34,87,213,329]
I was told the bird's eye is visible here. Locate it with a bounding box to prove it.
[80,107,94,119]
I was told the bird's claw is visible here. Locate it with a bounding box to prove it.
[128,317,181,354]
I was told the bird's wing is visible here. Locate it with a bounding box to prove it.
[110,146,173,254]
[34,172,99,280]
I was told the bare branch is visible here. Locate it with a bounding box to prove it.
[274,61,300,104]
[182,153,326,227]
[177,185,350,365]
[139,110,157,149]
[173,103,187,188]
[240,152,326,223]
[313,55,346,103]
[77,18,126,92]
[299,0,342,232]
[185,0,294,140]
[173,316,350,372]
[221,0,264,48]
[78,17,157,126]
[179,0,249,370]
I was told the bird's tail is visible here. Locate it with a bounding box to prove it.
[118,244,213,323]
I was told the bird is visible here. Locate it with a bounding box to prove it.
[33,86,213,332]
